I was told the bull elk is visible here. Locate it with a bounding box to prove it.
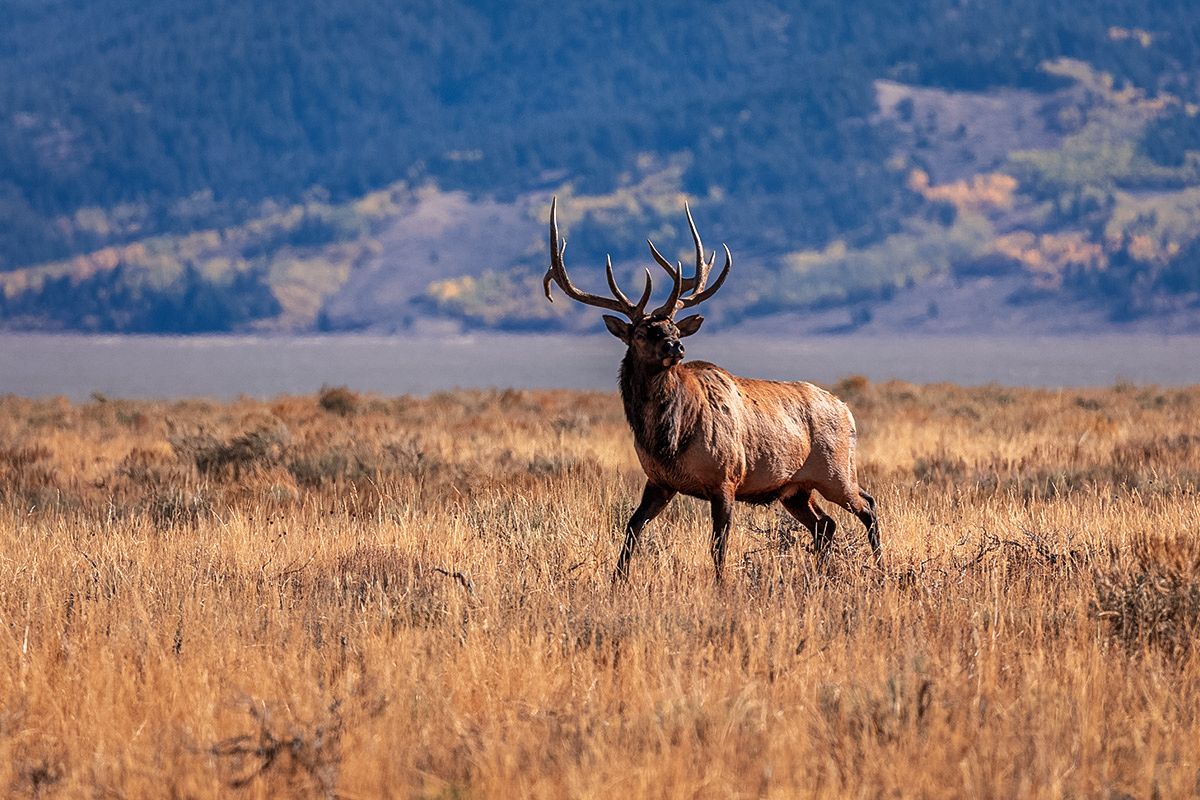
[543,197,882,580]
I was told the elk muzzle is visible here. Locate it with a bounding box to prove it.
[663,339,685,367]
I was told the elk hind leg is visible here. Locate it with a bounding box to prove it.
[614,482,676,581]
[782,491,837,560]
[855,489,883,570]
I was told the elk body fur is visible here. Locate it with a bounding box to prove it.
[544,198,881,580]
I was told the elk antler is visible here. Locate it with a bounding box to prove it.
[544,197,653,320]
[647,201,732,318]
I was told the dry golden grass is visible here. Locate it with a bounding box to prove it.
[2,380,1199,798]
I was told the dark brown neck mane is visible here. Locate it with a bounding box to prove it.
[619,352,699,464]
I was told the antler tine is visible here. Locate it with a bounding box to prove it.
[542,196,565,302]
[675,200,732,311]
[681,201,712,296]
[646,239,684,318]
[605,256,653,316]
[635,267,655,317]
[646,203,732,317]
[678,243,731,311]
[543,197,644,319]
[604,255,631,306]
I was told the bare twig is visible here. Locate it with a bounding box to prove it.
[434,568,478,602]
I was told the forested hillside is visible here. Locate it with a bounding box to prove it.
[2,0,1200,332]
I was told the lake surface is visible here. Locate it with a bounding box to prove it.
[2,332,1200,402]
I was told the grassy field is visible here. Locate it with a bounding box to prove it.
[1,379,1198,798]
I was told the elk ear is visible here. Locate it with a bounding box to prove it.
[676,314,704,337]
[603,315,631,343]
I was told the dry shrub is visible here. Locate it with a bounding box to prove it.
[1095,529,1200,659]
[288,447,377,486]
[318,384,360,417]
[210,700,342,798]
[1113,433,1200,488]
[147,485,216,524]
[117,443,181,485]
[0,444,71,512]
[328,544,479,630]
[834,373,870,399]
[0,445,55,493]
[8,754,64,799]
[171,422,291,478]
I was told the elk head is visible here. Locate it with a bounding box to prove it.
[543,197,731,370]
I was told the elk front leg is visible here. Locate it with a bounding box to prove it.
[709,486,735,580]
[614,482,676,581]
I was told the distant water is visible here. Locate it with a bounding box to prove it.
[2,333,1199,402]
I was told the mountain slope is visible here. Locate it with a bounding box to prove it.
[2,1,1200,332]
